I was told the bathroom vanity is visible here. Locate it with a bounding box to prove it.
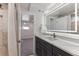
[35,3,79,56]
[35,36,72,56]
[35,32,79,56]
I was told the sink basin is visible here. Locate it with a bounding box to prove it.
[44,36,55,41]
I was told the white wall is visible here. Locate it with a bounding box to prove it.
[33,11,44,55]
[34,12,43,34]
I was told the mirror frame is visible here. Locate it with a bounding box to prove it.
[42,3,78,34]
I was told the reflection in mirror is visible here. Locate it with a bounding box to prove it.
[77,3,79,32]
[46,3,76,32]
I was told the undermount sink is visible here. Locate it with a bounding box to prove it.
[44,36,55,41]
[46,36,79,46]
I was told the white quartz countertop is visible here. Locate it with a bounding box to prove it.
[35,33,79,56]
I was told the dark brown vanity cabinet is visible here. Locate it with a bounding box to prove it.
[53,45,72,56]
[35,36,72,56]
[35,36,52,56]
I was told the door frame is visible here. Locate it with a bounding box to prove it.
[16,4,22,56]
[8,3,18,56]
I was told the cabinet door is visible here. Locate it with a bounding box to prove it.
[36,45,42,56]
[35,36,53,56]
[53,45,72,56]
[42,45,47,56]
[46,42,53,56]
[40,39,53,56]
[35,37,42,56]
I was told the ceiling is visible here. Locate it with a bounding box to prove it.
[20,3,31,12]
[48,3,75,17]
[20,3,51,14]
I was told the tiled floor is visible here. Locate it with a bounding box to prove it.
[21,38,33,56]
[29,54,37,56]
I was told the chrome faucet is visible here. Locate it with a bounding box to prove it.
[53,33,56,38]
[50,33,56,38]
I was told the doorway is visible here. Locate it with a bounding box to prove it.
[21,14,34,56]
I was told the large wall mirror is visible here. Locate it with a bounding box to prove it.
[44,3,79,33]
[77,3,79,33]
